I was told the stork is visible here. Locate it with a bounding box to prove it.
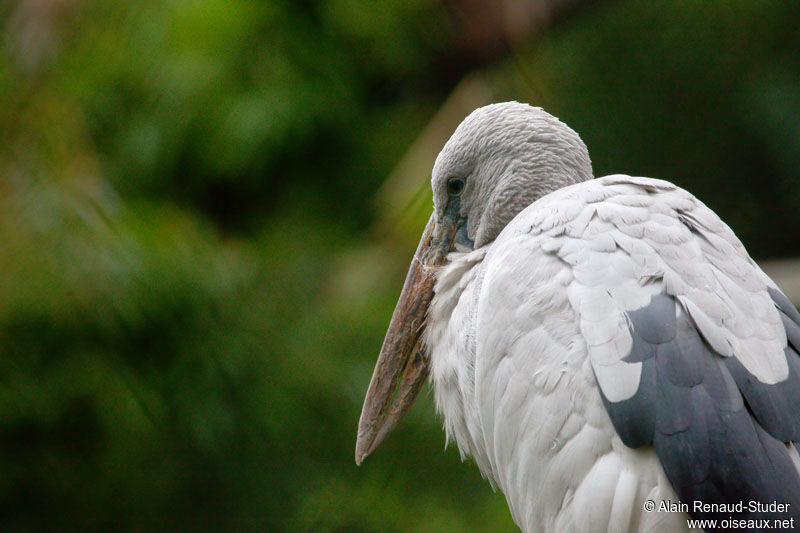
[355,102,800,532]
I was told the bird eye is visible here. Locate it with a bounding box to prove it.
[447,178,465,197]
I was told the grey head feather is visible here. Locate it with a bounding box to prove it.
[432,102,594,247]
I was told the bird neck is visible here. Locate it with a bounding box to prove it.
[426,248,497,479]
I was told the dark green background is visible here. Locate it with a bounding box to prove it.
[1,1,798,531]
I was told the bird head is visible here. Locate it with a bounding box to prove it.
[432,101,593,248]
[356,102,593,465]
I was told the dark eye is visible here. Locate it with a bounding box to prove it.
[447,178,465,197]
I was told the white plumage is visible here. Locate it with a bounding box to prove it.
[357,102,800,532]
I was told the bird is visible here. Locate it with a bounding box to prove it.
[355,102,800,532]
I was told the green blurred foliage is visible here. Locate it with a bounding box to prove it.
[0,0,798,532]
[500,0,800,258]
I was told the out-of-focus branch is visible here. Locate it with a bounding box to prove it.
[5,0,80,75]
[374,0,601,245]
[374,73,495,247]
[442,0,603,66]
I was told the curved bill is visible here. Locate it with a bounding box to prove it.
[355,214,454,465]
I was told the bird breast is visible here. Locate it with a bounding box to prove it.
[427,247,493,474]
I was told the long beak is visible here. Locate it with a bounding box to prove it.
[355,214,454,465]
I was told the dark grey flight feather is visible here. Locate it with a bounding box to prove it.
[598,292,800,523]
